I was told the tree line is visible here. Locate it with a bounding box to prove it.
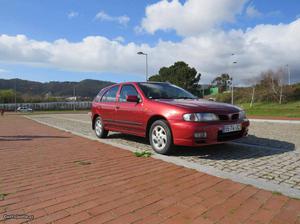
[0,79,113,103]
[148,61,299,104]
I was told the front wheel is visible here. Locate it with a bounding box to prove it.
[149,120,173,155]
[94,116,108,138]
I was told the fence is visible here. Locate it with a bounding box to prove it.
[0,101,92,111]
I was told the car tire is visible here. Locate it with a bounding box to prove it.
[94,116,108,138]
[149,120,173,155]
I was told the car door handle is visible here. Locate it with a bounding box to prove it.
[116,106,120,109]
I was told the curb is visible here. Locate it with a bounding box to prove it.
[249,119,300,124]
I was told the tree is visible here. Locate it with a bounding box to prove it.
[244,77,259,108]
[257,69,285,103]
[148,61,201,94]
[211,73,231,93]
[0,89,15,103]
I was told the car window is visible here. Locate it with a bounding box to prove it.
[119,85,139,102]
[94,88,107,102]
[101,85,119,102]
[138,83,196,99]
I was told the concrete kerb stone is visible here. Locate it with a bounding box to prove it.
[249,119,300,124]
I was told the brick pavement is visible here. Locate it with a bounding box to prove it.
[0,115,300,224]
[28,114,300,192]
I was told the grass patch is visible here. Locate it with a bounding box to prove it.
[239,101,300,118]
[74,160,92,166]
[229,208,237,214]
[202,213,208,219]
[133,150,152,158]
[272,191,283,196]
[0,193,9,200]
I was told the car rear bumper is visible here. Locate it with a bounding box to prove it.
[169,119,250,147]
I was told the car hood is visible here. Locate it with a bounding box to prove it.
[155,99,241,113]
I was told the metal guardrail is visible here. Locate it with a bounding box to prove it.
[0,101,92,111]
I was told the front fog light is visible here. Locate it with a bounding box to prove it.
[194,132,207,139]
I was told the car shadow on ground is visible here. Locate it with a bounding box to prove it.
[0,135,70,141]
[107,133,295,160]
[173,143,294,161]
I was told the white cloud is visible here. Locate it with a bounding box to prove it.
[245,4,283,20]
[113,36,125,43]
[95,11,130,26]
[0,19,300,84]
[67,11,79,19]
[139,0,248,36]
[0,68,9,73]
[245,4,262,18]
[267,10,282,18]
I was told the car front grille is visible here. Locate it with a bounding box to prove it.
[231,113,239,121]
[218,114,229,121]
[218,113,239,121]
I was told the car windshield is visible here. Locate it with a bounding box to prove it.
[138,83,197,100]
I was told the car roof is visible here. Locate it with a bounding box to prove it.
[103,81,171,91]
[109,81,168,86]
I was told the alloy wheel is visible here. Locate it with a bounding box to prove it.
[95,118,103,136]
[151,125,167,151]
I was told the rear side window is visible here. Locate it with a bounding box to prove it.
[94,88,107,102]
[101,85,119,102]
[119,85,139,102]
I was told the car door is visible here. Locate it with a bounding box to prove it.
[97,85,120,129]
[116,84,145,136]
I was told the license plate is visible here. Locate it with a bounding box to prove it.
[222,124,242,133]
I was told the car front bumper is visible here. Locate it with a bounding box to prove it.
[169,119,250,147]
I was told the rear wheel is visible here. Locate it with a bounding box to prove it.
[149,120,173,155]
[94,116,108,138]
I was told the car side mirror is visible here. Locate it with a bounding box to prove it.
[126,95,139,103]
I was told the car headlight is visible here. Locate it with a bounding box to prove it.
[183,113,219,122]
[239,110,246,120]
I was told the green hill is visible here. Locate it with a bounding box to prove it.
[0,78,114,100]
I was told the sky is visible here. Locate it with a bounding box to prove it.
[0,0,299,84]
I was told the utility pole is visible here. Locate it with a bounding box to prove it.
[279,80,283,104]
[250,86,255,108]
[286,64,291,85]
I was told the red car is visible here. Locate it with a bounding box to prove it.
[91,82,249,154]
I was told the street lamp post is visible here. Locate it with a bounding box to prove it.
[231,61,237,105]
[137,51,148,81]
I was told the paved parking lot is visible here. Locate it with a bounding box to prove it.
[1,115,300,224]
[27,113,300,197]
